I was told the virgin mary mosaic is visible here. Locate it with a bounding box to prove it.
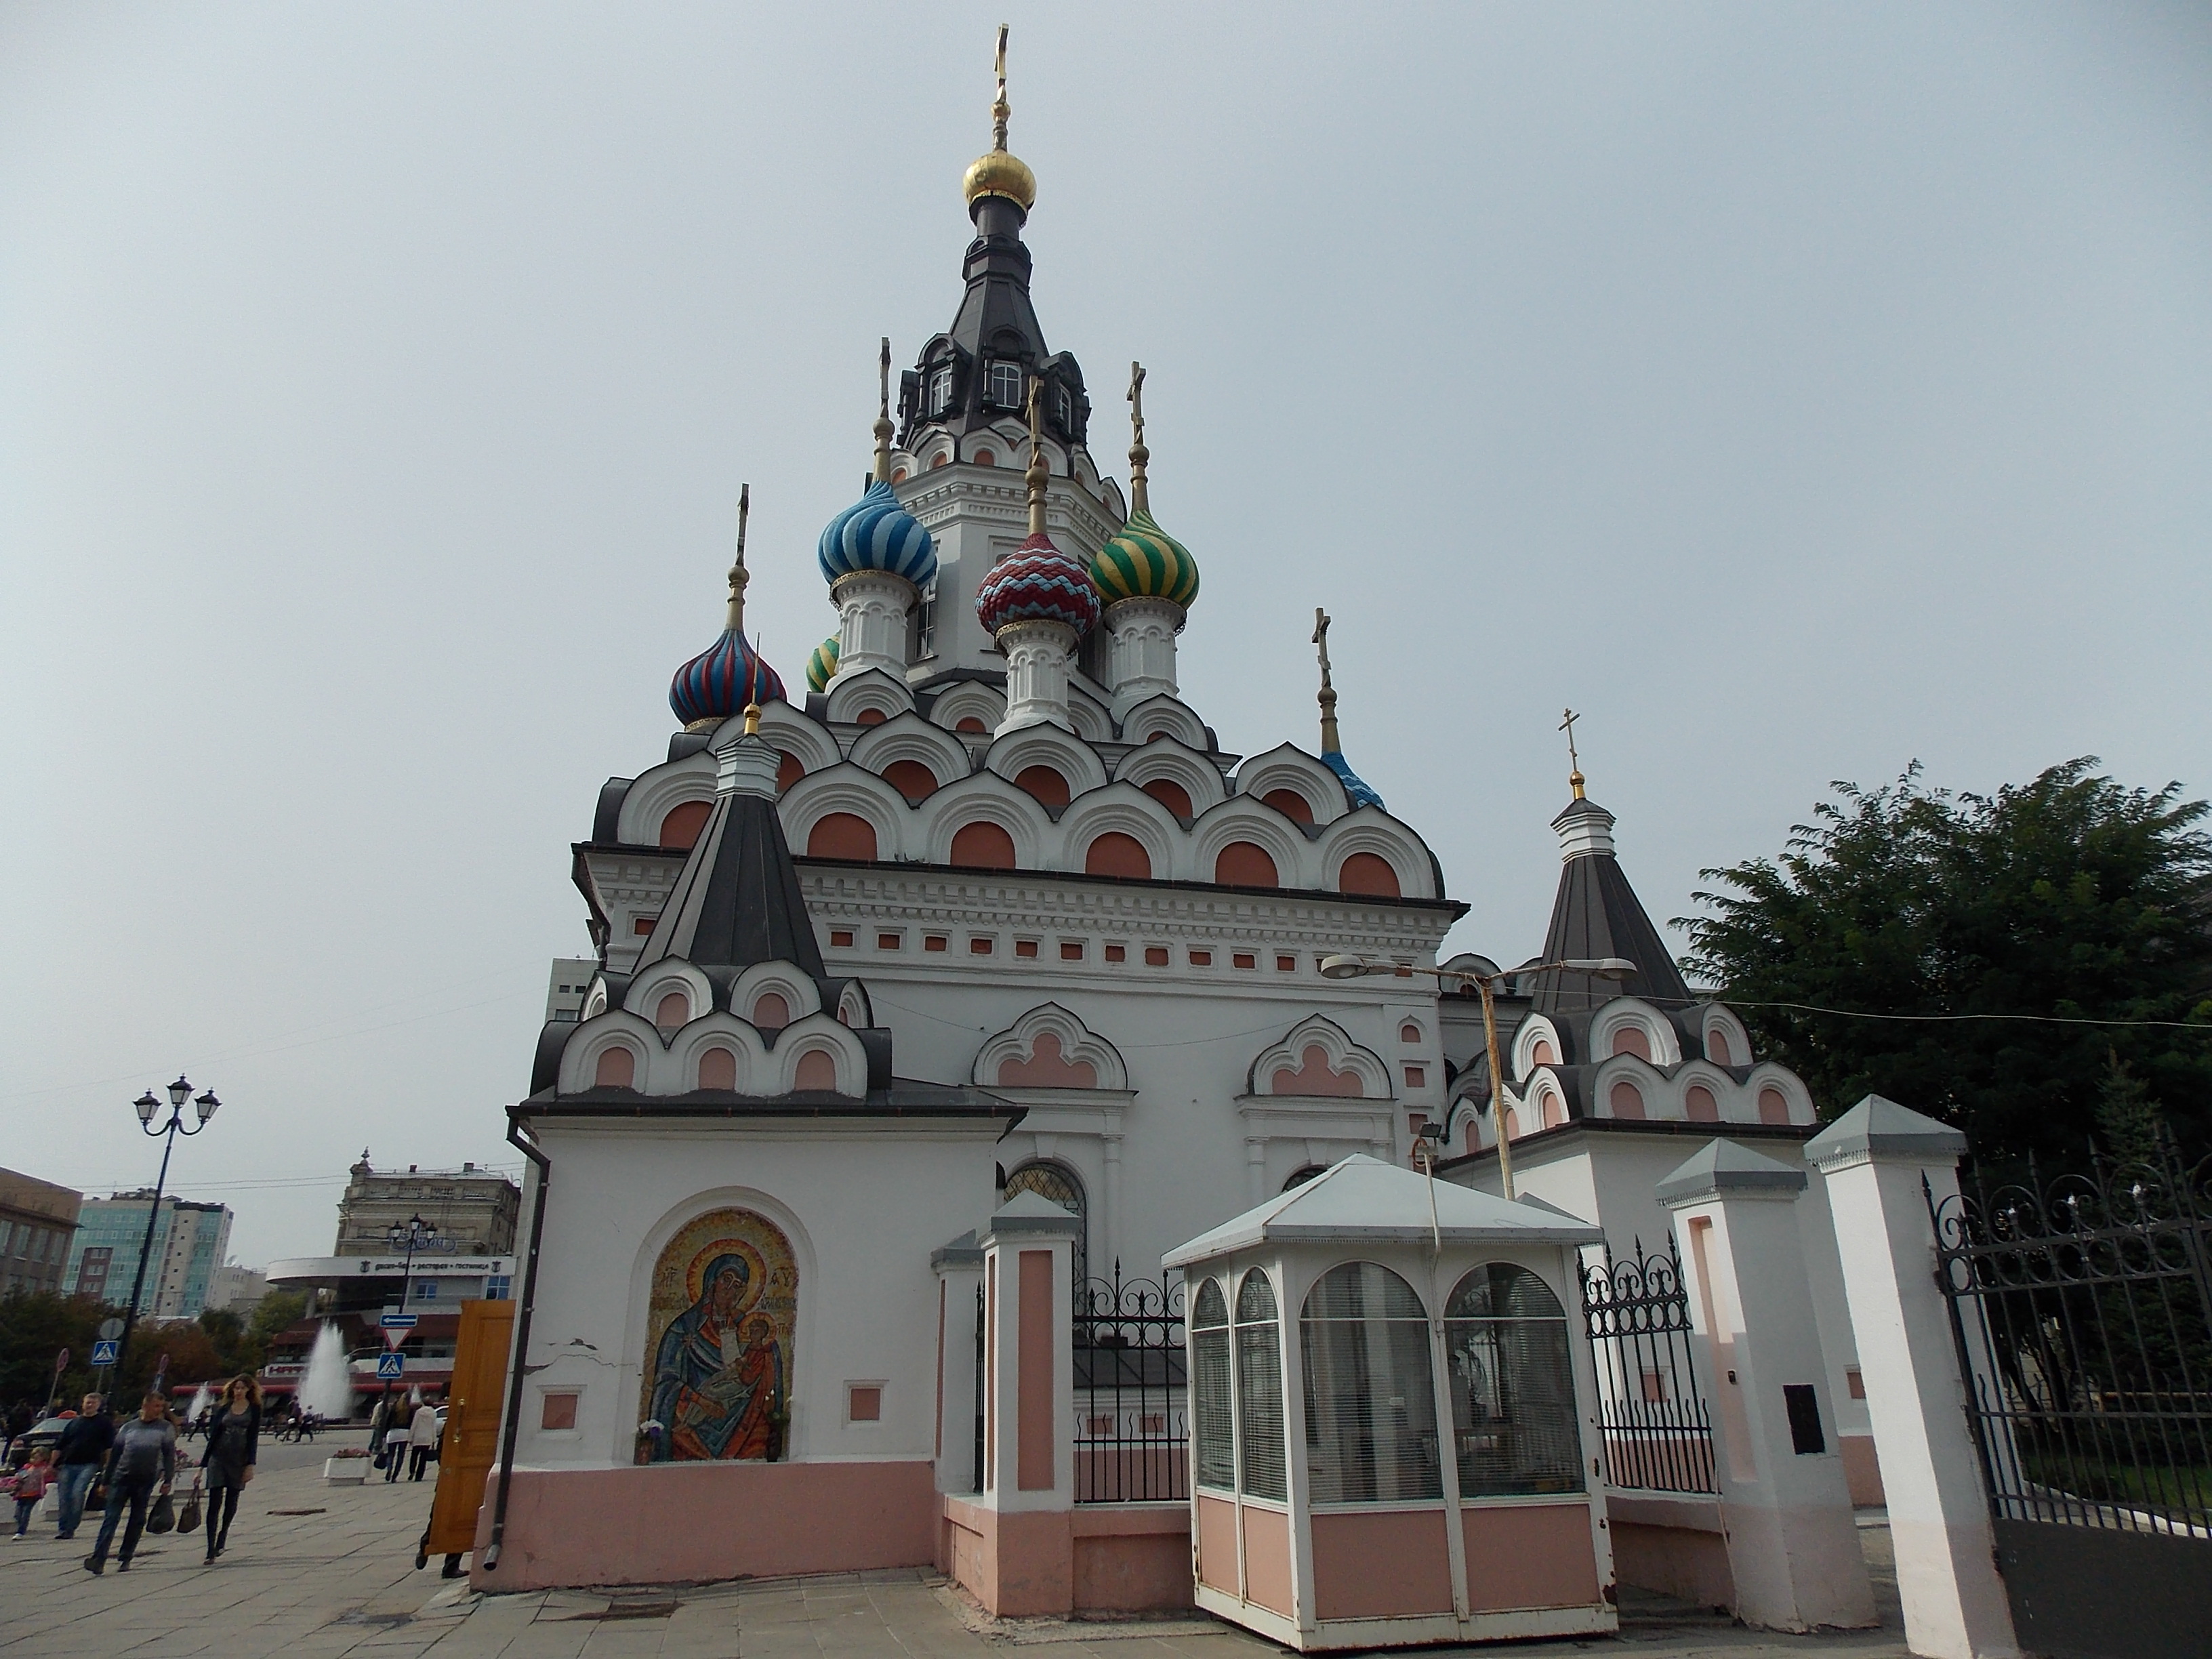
[638,1208,796,1462]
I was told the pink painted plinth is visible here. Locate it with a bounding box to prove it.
[472,1461,937,1591]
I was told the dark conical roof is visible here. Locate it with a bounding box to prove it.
[632,745,823,980]
[1524,793,1692,1018]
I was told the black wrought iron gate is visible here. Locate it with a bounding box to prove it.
[1073,1265,1186,1502]
[1581,1240,1718,1494]
[1930,1145,2212,1659]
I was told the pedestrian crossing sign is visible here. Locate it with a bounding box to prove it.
[376,1353,405,1379]
[91,1340,120,1367]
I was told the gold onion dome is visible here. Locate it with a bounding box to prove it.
[1092,509,1199,610]
[963,148,1036,211]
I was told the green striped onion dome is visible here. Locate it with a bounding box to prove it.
[805,635,840,693]
[1090,508,1199,611]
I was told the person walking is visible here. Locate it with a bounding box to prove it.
[51,1395,113,1541]
[9,1450,52,1538]
[83,1393,175,1575]
[198,1375,261,1563]
[382,1400,412,1483]
[406,1396,441,1481]
[367,1395,392,1472]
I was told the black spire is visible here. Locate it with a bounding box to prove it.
[1524,794,1693,1019]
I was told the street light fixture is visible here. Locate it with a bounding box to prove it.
[382,1214,447,1410]
[112,1076,222,1401]
[1319,954,1635,1200]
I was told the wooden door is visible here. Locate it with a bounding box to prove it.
[425,1298,515,1556]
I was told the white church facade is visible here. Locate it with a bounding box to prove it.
[470,39,1880,1626]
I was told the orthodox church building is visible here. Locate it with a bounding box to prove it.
[478,41,1872,1603]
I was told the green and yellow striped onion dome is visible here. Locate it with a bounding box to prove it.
[805,635,840,693]
[1090,508,1200,611]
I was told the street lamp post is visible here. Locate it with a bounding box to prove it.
[115,1077,220,1401]
[383,1215,446,1409]
[1319,954,1635,1201]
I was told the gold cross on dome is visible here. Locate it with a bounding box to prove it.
[1560,707,1586,798]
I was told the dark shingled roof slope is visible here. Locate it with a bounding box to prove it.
[1524,796,1692,1019]
[632,789,824,980]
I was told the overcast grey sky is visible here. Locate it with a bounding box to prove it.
[4,3,2207,1268]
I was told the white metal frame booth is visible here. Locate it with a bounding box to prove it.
[1165,1156,1619,1650]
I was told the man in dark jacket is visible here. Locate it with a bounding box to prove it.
[83,1393,173,1574]
[51,1395,113,1540]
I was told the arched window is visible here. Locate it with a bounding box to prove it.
[1191,1279,1232,1492]
[1685,1084,1720,1123]
[1610,1081,1645,1120]
[1013,766,1070,808]
[1443,1264,1583,1496]
[1214,841,1278,889]
[1235,1271,1286,1500]
[1531,1039,1557,1067]
[775,752,804,792]
[975,447,996,468]
[1004,1160,1086,1284]
[1282,1165,1328,1191]
[751,992,789,1031]
[1300,1262,1440,1502]
[882,759,936,803]
[855,708,886,726]
[1084,832,1151,880]
[1706,1028,1734,1066]
[951,821,1017,871]
[794,1049,838,1092]
[659,802,711,851]
[956,716,988,735]
[1758,1086,1792,1125]
[654,991,689,1031]
[1140,777,1193,818]
[1612,1026,1652,1061]
[1260,788,1313,825]
[1338,853,1401,899]
[697,1047,737,1092]
[807,813,878,861]
[1401,1023,1422,1045]
[594,1046,636,1089]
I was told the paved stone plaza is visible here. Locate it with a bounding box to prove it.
[0,1458,1917,1659]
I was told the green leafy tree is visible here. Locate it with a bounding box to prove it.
[249,1290,306,1347]
[0,1291,108,1410]
[2094,1052,2167,1167]
[1681,759,2212,1163]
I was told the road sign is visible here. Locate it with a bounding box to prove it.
[97,1318,123,1342]
[384,1327,409,1351]
[376,1353,405,1380]
[90,1340,120,1367]
[380,1313,418,1328]
[53,1349,69,1375]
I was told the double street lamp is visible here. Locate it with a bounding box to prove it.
[115,1077,221,1399]
[384,1214,448,1406]
[1319,954,1635,1201]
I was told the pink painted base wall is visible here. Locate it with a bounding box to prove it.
[472,1461,937,1592]
[1610,1521,1734,1608]
[1841,1434,1885,1507]
[941,1498,1192,1616]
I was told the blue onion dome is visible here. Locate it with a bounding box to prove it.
[1323,751,1385,811]
[670,630,785,729]
[975,531,1103,636]
[817,480,936,588]
[805,635,840,693]
[1090,508,1199,611]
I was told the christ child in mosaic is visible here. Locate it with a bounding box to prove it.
[649,1255,779,1460]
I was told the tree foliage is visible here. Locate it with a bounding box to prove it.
[1680,759,2212,1163]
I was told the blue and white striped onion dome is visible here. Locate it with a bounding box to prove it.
[1090,508,1200,611]
[670,629,785,727]
[1323,750,1385,811]
[805,635,840,693]
[817,480,937,588]
[975,531,1103,636]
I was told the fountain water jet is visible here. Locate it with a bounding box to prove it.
[299,1322,354,1420]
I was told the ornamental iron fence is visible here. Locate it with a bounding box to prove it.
[1074,1265,1187,1503]
[1580,1240,1718,1495]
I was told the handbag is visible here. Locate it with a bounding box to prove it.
[146,1492,175,1534]
[84,1481,106,1513]
[178,1474,203,1534]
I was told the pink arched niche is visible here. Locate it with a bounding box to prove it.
[997,1031,1098,1088]
[1685,1084,1721,1123]
[1609,1080,1645,1120]
[655,991,689,1030]
[752,992,790,1032]
[697,1047,737,1092]
[1270,1044,1364,1099]
[1706,1027,1734,1066]
[794,1050,839,1092]
[594,1046,636,1089]
[1758,1086,1792,1125]
[1610,1027,1652,1061]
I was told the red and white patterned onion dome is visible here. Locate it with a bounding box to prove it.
[974,531,1103,636]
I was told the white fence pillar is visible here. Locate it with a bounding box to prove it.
[1807,1097,2020,1659]
[1658,1140,1877,1633]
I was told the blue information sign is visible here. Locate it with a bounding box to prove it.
[376,1353,405,1379]
[91,1340,120,1368]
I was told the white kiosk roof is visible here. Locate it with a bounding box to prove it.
[1163,1155,1604,1268]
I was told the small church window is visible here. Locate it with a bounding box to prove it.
[1443,1263,1582,1496]
[1301,1262,1440,1502]
[928,365,954,415]
[988,361,1023,408]
[1004,1160,1086,1284]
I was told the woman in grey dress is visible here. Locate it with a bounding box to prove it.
[198,1375,260,1563]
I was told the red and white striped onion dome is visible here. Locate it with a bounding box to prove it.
[974,531,1102,636]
